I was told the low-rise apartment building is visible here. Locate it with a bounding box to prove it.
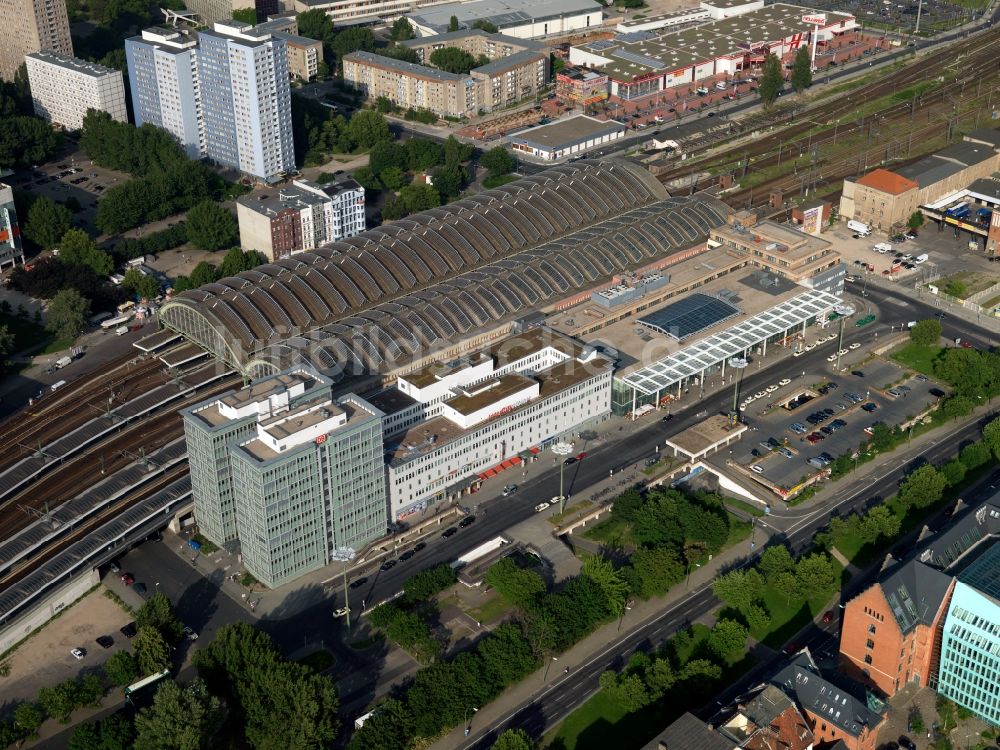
[343,31,548,118]
[280,33,321,81]
[236,177,365,261]
[25,51,126,130]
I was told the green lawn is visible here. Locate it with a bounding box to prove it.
[892,342,943,376]
[482,174,518,190]
[750,560,844,648]
[723,497,766,517]
[467,591,510,624]
[546,686,674,750]
[0,312,50,354]
[582,515,631,545]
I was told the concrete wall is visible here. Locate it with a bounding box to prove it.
[0,571,100,654]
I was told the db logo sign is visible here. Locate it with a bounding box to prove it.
[802,13,827,23]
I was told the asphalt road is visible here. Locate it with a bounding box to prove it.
[113,282,997,728]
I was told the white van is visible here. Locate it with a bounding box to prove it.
[115,325,129,336]
[873,243,892,254]
[696,86,710,95]
[914,254,928,265]
[847,220,871,236]
[715,81,728,90]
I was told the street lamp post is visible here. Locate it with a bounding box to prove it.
[464,707,479,737]
[331,546,356,635]
[728,356,748,421]
[551,441,573,514]
[543,655,558,682]
[833,305,854,371]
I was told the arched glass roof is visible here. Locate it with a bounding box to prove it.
[160,159,730,374]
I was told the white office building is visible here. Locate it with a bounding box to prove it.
[125,27,205,159]
[375,328,612,521]
[197,21,295,182]
[25,51,126,130]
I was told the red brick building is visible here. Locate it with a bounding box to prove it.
[717,684,814,750]
[839,560,954,698]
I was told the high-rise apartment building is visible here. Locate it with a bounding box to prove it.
[125,28,205,159]
[197,21,295,182]
[236,177,365,260]
[183,367,388,588]
[25,51,126,130]
[0,0,72,81]
[0,182,24,270]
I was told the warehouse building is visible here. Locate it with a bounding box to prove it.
[380,328,612,519]
[343,31,548,118]
[407,0,603,39]
[157,160,732,379]
[840,131,1000,233]
[509,115,626,160]
[570,2,855,100]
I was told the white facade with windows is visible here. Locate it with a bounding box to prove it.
[383,330,612,519]
[25,51,126,130]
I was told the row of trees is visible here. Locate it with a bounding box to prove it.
[172,247,263,292]
[367,563,458,663]
[80,112,240,235]
[756,48,813,110]
[291,102,393,167]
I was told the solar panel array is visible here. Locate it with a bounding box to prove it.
[638,293,741,341]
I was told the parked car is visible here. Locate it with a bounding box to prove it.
[851,370,865,378]
[502,484,517,496]
[534,502,551,512]
[380,559,397,572]
[71,648,86,660]
[133,582,147,595]
[413,541,426,552]
[183,626,198,641]
[400,549,416,562]
[459,515,476,528]
[442,527,458,538]
[120,622,137,638]
[563,456,577,465]
[121,573,134,586]
[96,636,113,649]
[862,402,879,412]
[349,577,368,589]
[751,465,764,474]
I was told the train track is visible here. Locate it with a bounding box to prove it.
[0,374,240,540]
[656,26,1000,192]
[0,464,189,592]
[0,355,168,472]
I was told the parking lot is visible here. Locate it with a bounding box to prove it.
[729,357,943,493]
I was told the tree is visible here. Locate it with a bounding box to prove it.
[471,19,498,32]
[390,17,415,40]
[189,261,220,288]
[400,183,440,213]
[444,134,473,166]
[104,650,139,687]
[910,318,942,346]
[942,458,967,487]
[484,558,545,608]
[401,563,457,603]
[758,544,795,583]
[448,14,459,31]
[477,623,537,689]
[134,625,172,674]
[346,110,392,149]
[599,671,650,711]
[795,553,838,594]
[429,47,479,74]
[629,546,684,598]
[136,592,184,643]
[898,464,947,509]
[369,140,408,175]
[123,268,161,300]
[492,728,535,750]
[480,146,515,176]
[45,288,91,341]
[69,715,134,750]
[38,680,79,723]
[406,138,444,171]
[231,7,257,22]
[58,229,114,276]
[708,618,748,663]
[185,201,238,251]
[0,117,61,168]
[24,196,72,249]
[380,167,407,191]
[431,164,466,199]
[14,702,44,738]
[352,166,382,192]
[347,698,413,750]
[134,679,222,750]
[960,441,992,470]
[582,557,629,616]
[382,194,407,221]
[711,568,764,612]
[758,53,784,109]
[983,416,1000,458]
[331,27,376,61]
[218,247,262,278]
[0,324,14,362]
[858,505,901,543]
[908,211,925,230]
[297,9,337,54]
[790,46,812,93]
[744,603,771,634]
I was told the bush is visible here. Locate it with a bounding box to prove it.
[404,108,438,124]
